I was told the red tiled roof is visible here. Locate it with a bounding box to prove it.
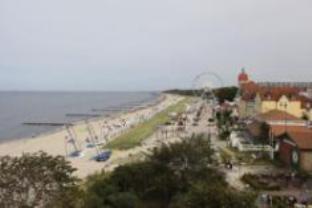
[256,110,302,122]
[271,125,311,137]
[284,131,312,150]
[240,82,310,105]
[260,86,300,101]
[247,118,311,138]
[295,95,312,109]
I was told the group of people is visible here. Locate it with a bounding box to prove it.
[156,112,192,141]
[96,105,164,144]
[99,119,128,143]
[64,101,169,158]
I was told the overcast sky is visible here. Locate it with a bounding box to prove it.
[0,0,312,91]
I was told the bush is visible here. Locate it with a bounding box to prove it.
[170,182,256,208]
[241,174,281,191]
[83,135,256,207]
[0,152,82,208]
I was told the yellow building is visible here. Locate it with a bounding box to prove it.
[237,69,312,121]
[261,95,306,119]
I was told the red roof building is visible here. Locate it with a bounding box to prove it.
[247,110,307,138]
[277,130,312,172]
[237,69,312,120]
[260,86,301,102]
[256,110,303,122]
[270,125,311,137]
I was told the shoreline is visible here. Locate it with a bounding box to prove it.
[0,93,164,144]
[0,93,182,178]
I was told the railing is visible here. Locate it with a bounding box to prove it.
[238,144,273,152]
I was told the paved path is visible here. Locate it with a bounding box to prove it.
[191,101,282,191]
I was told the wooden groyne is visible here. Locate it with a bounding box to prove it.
[91,94,164,113]
[23,122,73,127]
[92,108,128,112]
[91,107,132,112]
[65,113,101,117]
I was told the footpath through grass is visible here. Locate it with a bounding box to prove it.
[105,98,190,150]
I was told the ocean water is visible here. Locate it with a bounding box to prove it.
[0,91,159,142]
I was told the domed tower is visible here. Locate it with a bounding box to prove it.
[238,68,249,85]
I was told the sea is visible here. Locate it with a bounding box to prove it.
[0,91,160,142]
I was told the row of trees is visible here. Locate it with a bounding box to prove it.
[164,87,238,104]
[213,86,238,104]
[0,135,256,208]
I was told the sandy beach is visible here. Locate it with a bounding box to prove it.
[0,93,183,178]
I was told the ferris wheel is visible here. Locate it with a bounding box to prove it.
[192,72,224,101]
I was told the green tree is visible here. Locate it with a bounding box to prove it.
[214,86,238,104]
[170,182,256,208]
[0,151,81,208]
[83,134,256,208]
[258,122,270,144]
[150,134,214,171]
[216,110,233,141]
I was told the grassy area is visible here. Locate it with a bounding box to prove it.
[105,98,190,150]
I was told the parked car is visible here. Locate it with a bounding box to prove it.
[95,150,112,162]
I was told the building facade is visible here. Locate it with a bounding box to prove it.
[237,69,312,121]
[278,131,312,172]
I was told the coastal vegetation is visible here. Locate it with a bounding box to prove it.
[105,98,190,150]
[0,135,256,208]
[83,134,256,208]
[0,152,82,208]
